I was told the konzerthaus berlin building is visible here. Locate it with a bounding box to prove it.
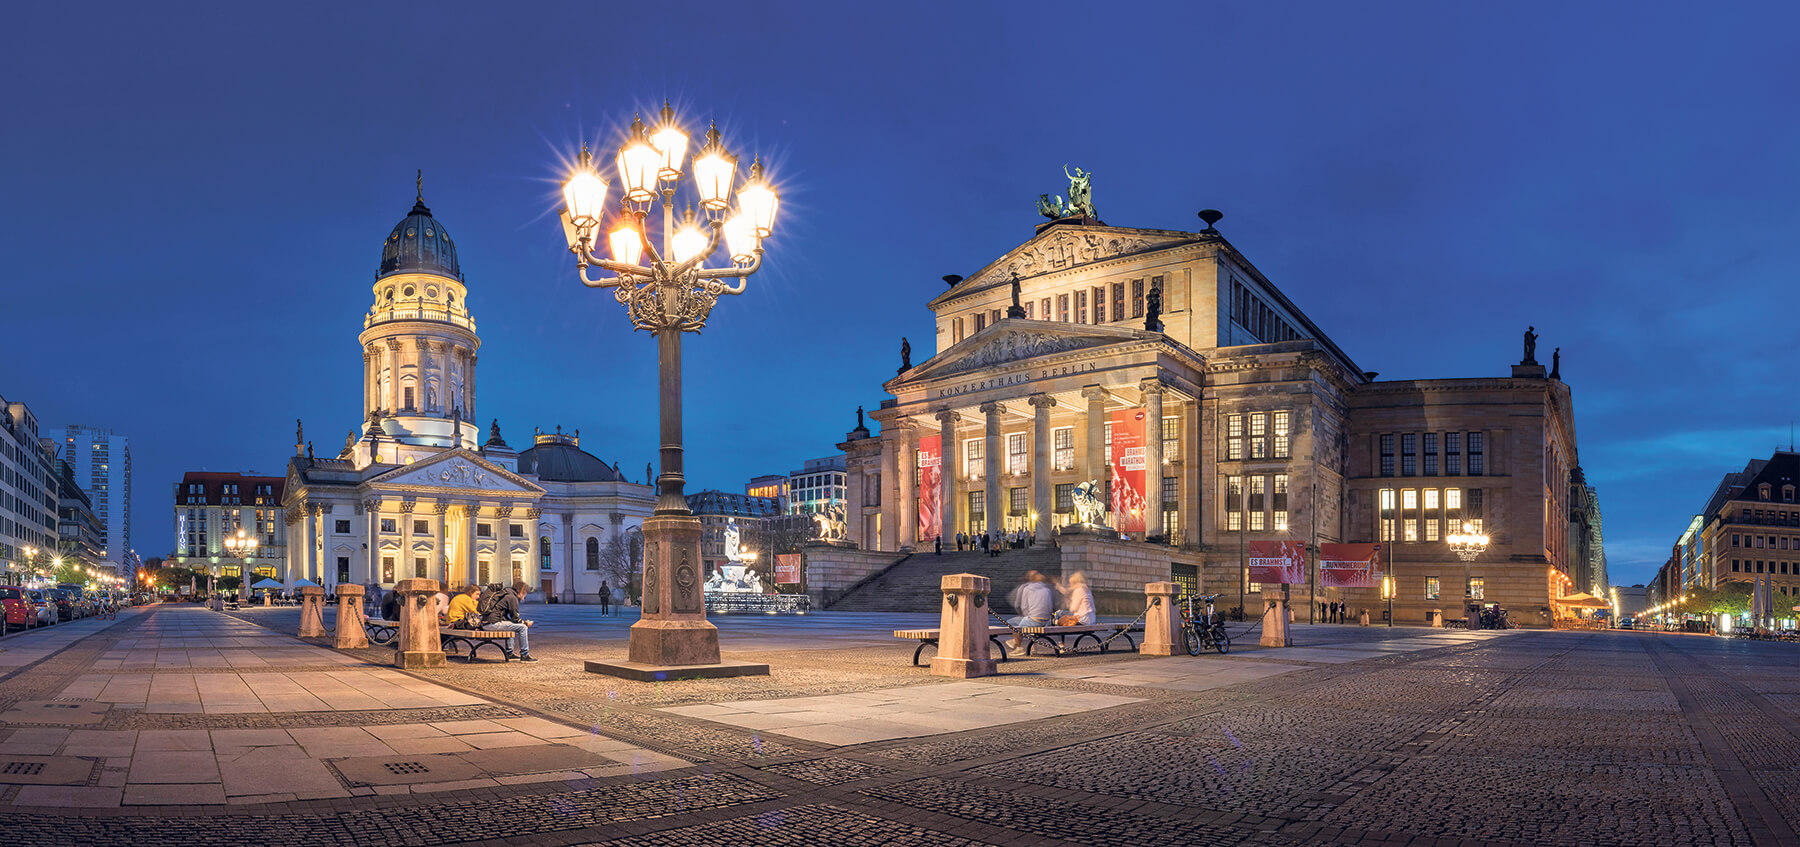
[280,187,652,602]
[837,210,1585,624]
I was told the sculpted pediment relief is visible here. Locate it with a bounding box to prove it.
[905,326,1133,382]
[965,228,1189,291]
[370,450,542,495]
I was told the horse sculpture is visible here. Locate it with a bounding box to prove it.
[812,504,847,541]
[1072,480,1107,526]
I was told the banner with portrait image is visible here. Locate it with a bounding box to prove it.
[1109,408,1147,533]
[917,435,941,540]
[1248,540,1307,585]
[775,554,802,584]
[1319,542,1381,588]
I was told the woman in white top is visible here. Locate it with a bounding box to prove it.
[1052,571,1097,625]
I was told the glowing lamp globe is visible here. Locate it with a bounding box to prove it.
[609,213,645,266]
[723,213,758,264]
[671,207,707,264]
[737,158,779,238]
[616,115,661,204]
[650,101,689,184]
[691,123,736,213]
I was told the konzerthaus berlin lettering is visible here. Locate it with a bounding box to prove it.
[824,209,1584,625]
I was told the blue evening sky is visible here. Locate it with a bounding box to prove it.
[3,2,1796,585]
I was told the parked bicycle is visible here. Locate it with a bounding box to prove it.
[1179,593,1231,655]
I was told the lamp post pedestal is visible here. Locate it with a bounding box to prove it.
[626,514,718,665]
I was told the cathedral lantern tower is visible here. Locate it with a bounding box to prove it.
[355,180,481,467]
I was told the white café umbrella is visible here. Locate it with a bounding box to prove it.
[250,578,284,590]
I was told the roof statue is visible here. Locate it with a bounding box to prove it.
[899,337,911,374]
[305,441,314,460]
[856,405,865,430]
[1551,347,1562,380]
[1144,280,1164,332]
[295,419,305,455]
[1036,165,1097,220]
[1523,326,1538,365]
[1007,272,1027,318]
[646,462,654,485]
[486,418,506,448]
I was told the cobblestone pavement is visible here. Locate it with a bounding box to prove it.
[0,603,1795,845]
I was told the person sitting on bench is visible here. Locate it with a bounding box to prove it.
[1050,570,1097,626]
[1005,570,1055,652]
[482,581,536,662]
[445,584,480,628]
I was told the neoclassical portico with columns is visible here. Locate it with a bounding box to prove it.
[282,184,653,601]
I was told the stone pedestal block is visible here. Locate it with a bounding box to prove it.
[1466,600,1482,631]
[394,578,445,669]
[1358,610,1370,627]
[627,515,721,667]
[1428,609,1443,628]
[334,584,368,649]
[932,573,997,678]
[1141,581,1182,656]
[1260,595,1293,648]
[297,586,326,638]
[262,594,272,607]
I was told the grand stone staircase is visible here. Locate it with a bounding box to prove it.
[824,547,1063,614]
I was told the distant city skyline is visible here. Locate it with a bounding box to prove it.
[5,3,1800,585]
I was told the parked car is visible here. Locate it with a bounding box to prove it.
[0,585,39,628]
[25,591,57,627]
[45,588,81,621]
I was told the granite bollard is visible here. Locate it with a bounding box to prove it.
[1141,582,1182,656]
[394,578,445,668]
[1260,594,1293,647]
[334,584,368,649]
[930,573,996,678]
[297,586,326,638]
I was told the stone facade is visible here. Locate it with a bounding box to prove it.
[841,215,1588,625]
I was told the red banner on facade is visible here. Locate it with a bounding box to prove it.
[1319,542,1381,588]
[917,435,941,541]
[1109,408,1147,533]
[1248,540,1306,585]
[775,553,802,585]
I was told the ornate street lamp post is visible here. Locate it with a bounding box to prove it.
[558,103,778,673]
[1446,521,1490,629]
[223,528,259,601]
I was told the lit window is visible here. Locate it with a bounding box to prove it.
[1273,474,1288,531]
[1380,435,1394,477]
[1007,433,1028,475]
[1226,414,1243,460]
[1249,475,1267,531]
[1161,416,1178,462]
[1249,413,1267,459]
[1053,427,1075,471]
[1272,412,1290,459]
[1226,476,1244,531]
[1425,577,1440,600]
[965,439,984,480]
[1469,577,1485,600]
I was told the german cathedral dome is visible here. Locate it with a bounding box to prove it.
[379,195,462,280]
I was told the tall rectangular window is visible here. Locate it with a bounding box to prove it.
[1469,577,1485,600]
[1249,413,1268,459]
[1249,475,1267,531]
[1112,283,1125,322]
[1074,289,1087,323]
[1053,427,1075,471]
[1041,297,1051,320]
[1425,577,1440,600]
[1161,416,1178,463]
[965,439,983,480]
[1446,433,1461,475]
[1402,488,1418,541]
[381,556,395,583]
[1007,432,1027,475]
[1379,435,1395,477]
[1226,475,1243,531]
[1010,487,1027,516]
[968,491,985,532]
[1092,286,1106,323]
[1024,300,1034,320]
[1423,433,1438,476]
[1058,294,1070,322]
[1273,474,1289,531]
[1423,488,1440,541]
[1379,488,1396,541]
[1054,483,1074,514]
[1226,414,1244,460]
[1467,488,1484,532]
[1272,411,1291,459]
[1162,476,1179,538]
[1401,433,1417,476]
[1468,432,1484,476]
[1104,421,1114,464]
[1132,279,1145,317]
[973,312,986,332]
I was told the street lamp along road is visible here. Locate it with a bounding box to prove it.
[559,102,778,674]
[222,528,259,600]
[1445,521,1490,629]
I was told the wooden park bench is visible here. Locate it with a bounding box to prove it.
[894,626,1015,667]
[364,619,402,645]
[439,627,517,662]
[1017,623,1144,657]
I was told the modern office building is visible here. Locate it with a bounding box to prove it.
[56,461,106,570]
[787,455,846,517]
[688,490,783,574]
[1,395,59,583]
[745,474,788,510]
[51,424,131,570]
[1653,450,1800,607]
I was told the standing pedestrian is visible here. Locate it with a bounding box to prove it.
[599,580,611,616]
[934,536,942,555]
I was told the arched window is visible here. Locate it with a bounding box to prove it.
[586,537,600,570]
[540,537,553,570]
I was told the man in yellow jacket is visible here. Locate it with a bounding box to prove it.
[445,584,480,628]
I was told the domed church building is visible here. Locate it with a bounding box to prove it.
[280,184,652,602]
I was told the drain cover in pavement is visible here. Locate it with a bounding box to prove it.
[0,757,92,785]
[383,761,431,775]
[0,701,110,725]
[334,754,481,786]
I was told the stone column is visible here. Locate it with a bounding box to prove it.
[297,585,327,638]
[393,577,446,668]
[364,499,378,585]
[400,500,417,579]
[466,353,478,419]
[1141,581,1182,655]
[936,409,961,542]
[496,505,516,586]
[896,425,917,551]
[302,505,318,585]
[1082,385,1108,487]
[385,339,401,413]
[524,509,541,595]
[437,342,451,418]
[560,513,576,603]
[363,349,377,418]
[463,503,480,588]
[1029,394,1057,544]
[1261,593,1292,647]
[1143,379,1166,539]
[981,402,1004,536]
[334,584,368,649]
[930,573,996,678]
[878,433,899,552]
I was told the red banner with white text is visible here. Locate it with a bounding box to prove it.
[775,554,802,585]
[1248,540,1307,585]
[917,435,941,541]
[1109,408,1147,533]
[1319,543,1381,588]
